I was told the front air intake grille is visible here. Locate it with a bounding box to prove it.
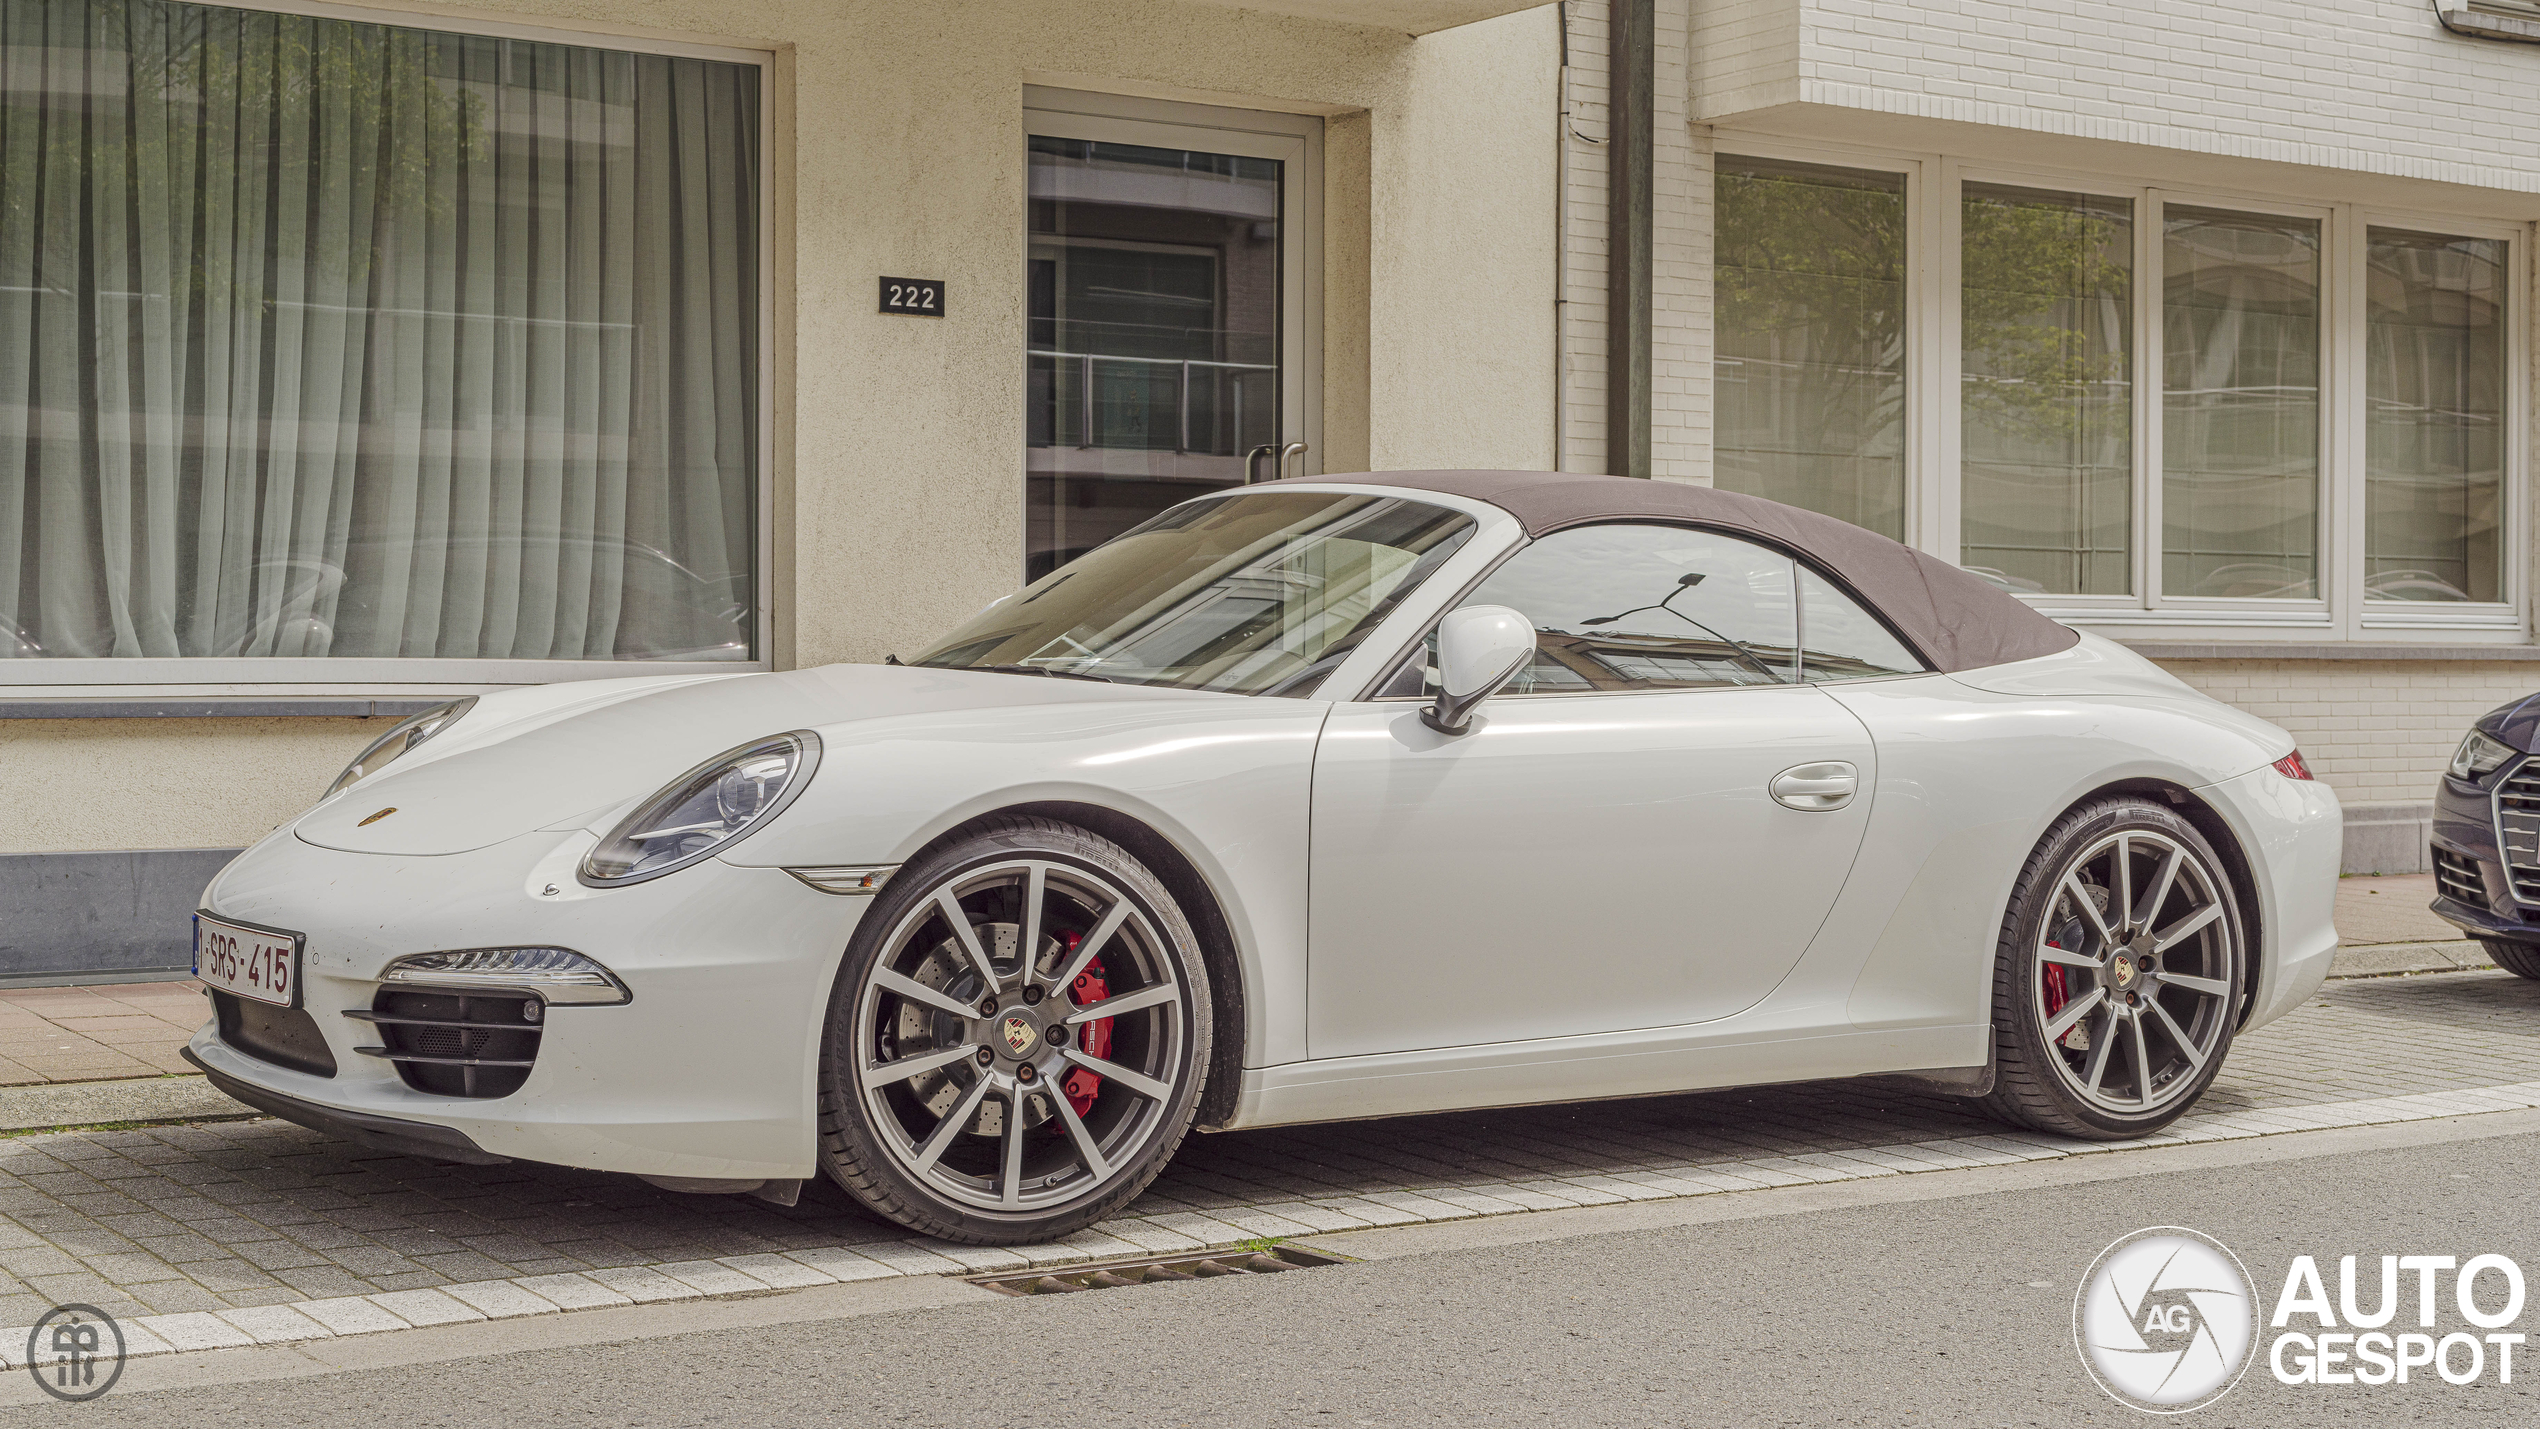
[2495,760,2540,903]
[343,989,541,1099]
[2433,846,2488,906]
[212,991,340,1078]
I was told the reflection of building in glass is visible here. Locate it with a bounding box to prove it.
[1026,136,1285,578]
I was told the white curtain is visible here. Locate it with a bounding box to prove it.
[0,0,757,660]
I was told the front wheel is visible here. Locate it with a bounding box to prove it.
[816,817,1212,1244]
[2478,938,2540,981]
[1977,799,2245,1139]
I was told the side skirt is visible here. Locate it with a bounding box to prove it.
[1220,1023,1990,1131]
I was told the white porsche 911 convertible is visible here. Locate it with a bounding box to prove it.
[187,471,2342,1244]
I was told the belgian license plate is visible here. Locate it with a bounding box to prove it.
[192,913,302,1009]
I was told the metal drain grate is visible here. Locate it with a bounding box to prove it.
[970,1244,1350,1296]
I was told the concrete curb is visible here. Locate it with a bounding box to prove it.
[2327,940,2495,979]
[0,1075,250,1133]
[8,1074,2540,1367]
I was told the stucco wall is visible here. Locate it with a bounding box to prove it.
[0,719,378,856]
[10,0,1561,856]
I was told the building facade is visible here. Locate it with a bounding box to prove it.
[1556,0,2540,875]
[1,0,2531,974]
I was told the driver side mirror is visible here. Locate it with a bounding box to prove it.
[1421,605,1536,736]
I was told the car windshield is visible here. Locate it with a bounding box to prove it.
[914,491,1475,697]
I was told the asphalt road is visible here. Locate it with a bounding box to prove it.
[5,1112,2537,1428]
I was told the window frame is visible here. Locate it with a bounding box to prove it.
[1713,138,2533,645]
[0,0,777,692]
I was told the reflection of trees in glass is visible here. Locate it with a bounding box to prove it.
[1714,157,1905,540]
[2160,208,2321,600]
[2363,229,2502,604]
[1959,185,2132,597]
[2,0,487,290]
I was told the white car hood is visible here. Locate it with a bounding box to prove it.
[295,664,1206,856]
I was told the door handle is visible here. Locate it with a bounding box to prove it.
[1771,761,1859,812]
[1245,442,1308,484]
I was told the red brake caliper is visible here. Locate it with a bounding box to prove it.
[1057,930,1112,1117]
[2043,946,2070,1022]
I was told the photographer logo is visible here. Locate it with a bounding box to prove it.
[26,1304,125,1402]
[2075,1227,2256,1414]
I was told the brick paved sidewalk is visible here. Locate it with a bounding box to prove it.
[0,983,201,1086]
[0,965,2531,1350]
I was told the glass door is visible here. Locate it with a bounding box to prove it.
[1023,92,1318,580]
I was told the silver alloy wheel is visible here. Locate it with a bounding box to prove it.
[2032,829,2237,1115]
[851,857,1191,1214]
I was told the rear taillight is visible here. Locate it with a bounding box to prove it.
[2272,751,2314,781]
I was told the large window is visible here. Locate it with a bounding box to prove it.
[1714,157,1907,541]
[1713,149,2523,635]
[1959,184,2133,597]
[0,0,762,673]
[2161,207,2322,601]
[2367,230,2506,604]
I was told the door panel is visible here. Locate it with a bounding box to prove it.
[1306,686,1877,1059]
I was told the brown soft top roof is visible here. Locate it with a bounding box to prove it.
[1268,469,2079,674]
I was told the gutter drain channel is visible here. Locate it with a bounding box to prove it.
[969,1245,1350,1296]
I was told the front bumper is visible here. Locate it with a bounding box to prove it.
[2431,767,2540,946]
[193,827,871,1180]
[181,1046,506,1164]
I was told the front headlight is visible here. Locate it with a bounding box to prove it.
[578,731,821,887]
[328,697,478,796]
[2451,728,2517,782]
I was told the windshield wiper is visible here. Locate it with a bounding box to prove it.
[923,661,1116,683]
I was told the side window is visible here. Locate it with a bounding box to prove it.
[1798,567,1926,681]
[1403,524,1803,695]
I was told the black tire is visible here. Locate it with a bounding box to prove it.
[816,816,1211,1244]
[2478,938,2540,981]
[1976,798,2245,1140]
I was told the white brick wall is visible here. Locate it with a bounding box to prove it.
[1702,0,2540,192]
[2153,660,2533,809]
[1561,0,1712,481]
[1558,0,1611,475]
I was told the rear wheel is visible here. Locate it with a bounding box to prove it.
[2477,938,2540,981]
[816,817,1211,1244]
[1978,799,2244,1139]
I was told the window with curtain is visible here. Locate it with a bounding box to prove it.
[1714,157,1907,541]
[1959,184,2133,597]
[2160,207,2321,602]
[2365,228,2505,605]
[0,0,760,664]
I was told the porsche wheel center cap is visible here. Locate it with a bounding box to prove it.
[2110,954,2139,989]
[999,1013,1040,1057]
